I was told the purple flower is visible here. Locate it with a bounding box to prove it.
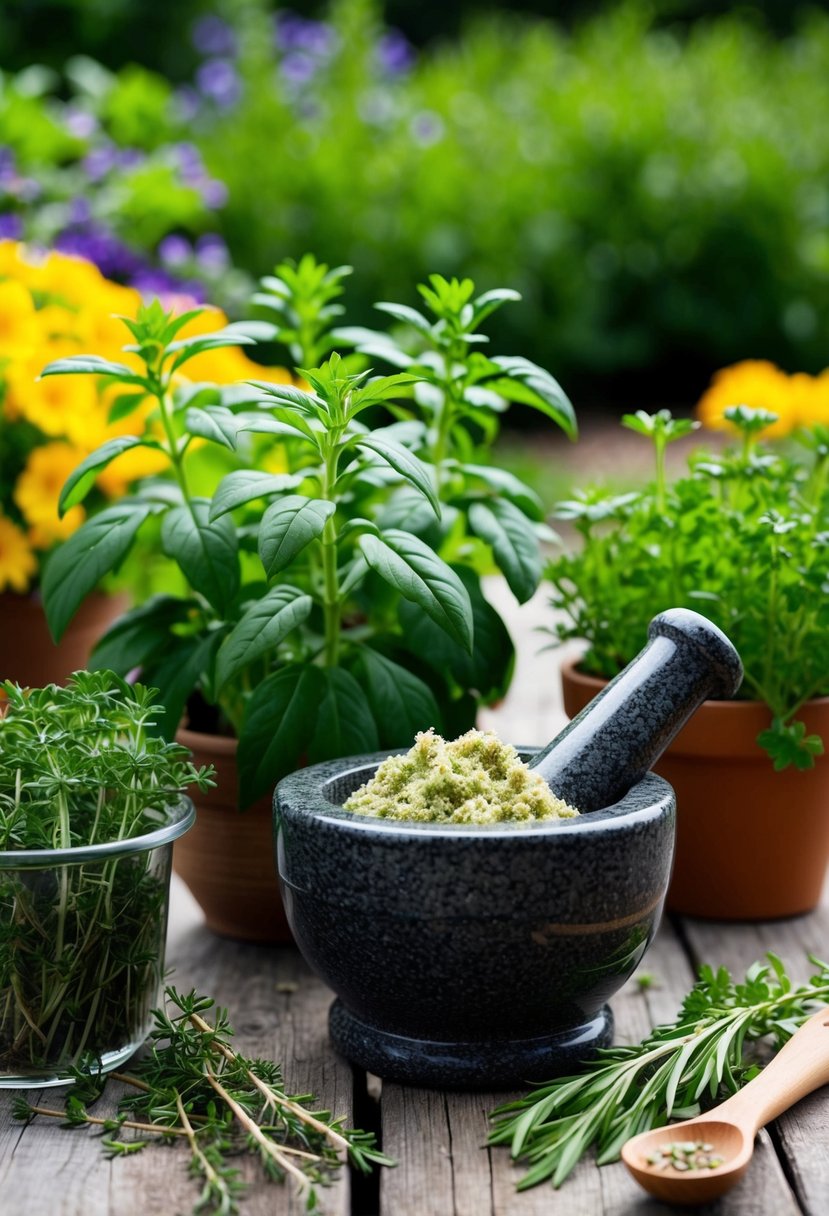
[377,30,414,75]
[173,141,204,185]
[275,14,337,57]
[196,58,241,109]
[68,197,92,225]
[118,148,145,171]
[158,234,192,267]
[192,15,236,57]
[55,224,143,280]
[0,212,22,240]
[81,144,119,182]
[64,109,98,139]
[195,232,230,271]
[280,51,318,86]
[201,178,228,209]
[175,86,202,123]
[0,149,15,183]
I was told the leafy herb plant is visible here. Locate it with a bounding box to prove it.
[16,985,393,1215]
[547,407,829,769]
[40,259,575,805]
[490,952,829,1189]
[0,672,213,1078]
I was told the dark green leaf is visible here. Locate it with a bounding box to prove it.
[161,499,239,615]
[488,356,576,438]
[215,586,313,690]
[355,648,442,747]
[308,668,379,762]
[459,463,544,521]
[90,595,197,674]
[358,529,473,652]
[238,665,326,805]
[468,498,542,603]
[258,495,335,578]
[142,633,222,741]
[43,502,155,642]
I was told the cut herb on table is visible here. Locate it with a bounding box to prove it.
[489,953,829,1189]
[0,672,212,1083]
[15,986,393,1216]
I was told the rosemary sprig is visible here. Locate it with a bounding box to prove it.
[489,953,829,1189]
[15,986,394,1215]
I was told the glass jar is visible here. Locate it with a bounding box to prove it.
[0,797,195,1087]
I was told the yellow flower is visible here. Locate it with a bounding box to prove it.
[0,514,37,593]
[793,370,829,429]
[5,346,101,445]
[696,360,799,438]
[13,442,86,547]
[0,279,39,360]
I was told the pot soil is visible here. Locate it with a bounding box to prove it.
[0,591,126,688]
[174,728,292,943]
[561,660,829,921]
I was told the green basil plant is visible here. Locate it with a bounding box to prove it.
[546,407,829,771]
[41,256,575,805]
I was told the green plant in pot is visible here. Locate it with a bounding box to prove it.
[38,258,575,941]
[0,670,211,1086]
[547,404,829,920]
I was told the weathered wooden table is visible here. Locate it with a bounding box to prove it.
[2,585,827,1215]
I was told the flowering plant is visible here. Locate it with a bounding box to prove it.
[546,362,829,770]
[40,257,575,805]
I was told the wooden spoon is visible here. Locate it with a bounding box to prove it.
[621,1005,829,1205]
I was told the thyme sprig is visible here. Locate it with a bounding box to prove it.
[15,986,393,1215]
[490,953,829,1190]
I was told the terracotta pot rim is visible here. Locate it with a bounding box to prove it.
[560,657,829,713]
[177,725,239,757]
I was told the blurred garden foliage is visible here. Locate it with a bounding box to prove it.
[3,0,829,404]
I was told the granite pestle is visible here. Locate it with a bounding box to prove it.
[529,608,743,812]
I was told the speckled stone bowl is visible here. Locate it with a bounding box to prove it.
[275,752,675,1090]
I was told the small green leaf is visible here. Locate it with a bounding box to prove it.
[43,502,155,641]
[488,356,576,438]
[209,471,305,521]
[308,668,379,762]
[107,391,149,424]
[142,633,222,741]
[358,529,473,652]
[258,495,335,578]
[238,665,326,805]
[161,500,239,615]
[215,586,313,690]
[468,498,542,603]
[353,435,440,517]
[757,718,825,771]
[184,405,240,451]
[39,355,147,385]
[59,436,149,516]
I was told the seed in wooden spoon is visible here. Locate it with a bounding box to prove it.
[645,1141,725,1171]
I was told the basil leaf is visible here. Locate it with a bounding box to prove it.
[354,434,440,518]
[238,664,326,806]
[43,502,155,642]
[59,436,150,515]
[184,405,240,451]
[355,648,442,747]
[468,498,542,603]
[358,528,473,652]
[209,471,305,521]
[258,495,335,578]
[90,594,197,674]
[308,668,379,762]
[161,499,239,615]
[215,586,313,690]
[488,356,576,438]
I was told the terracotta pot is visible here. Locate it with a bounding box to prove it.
[561,661,829,921]
[173,727,292,943]
[0,591,127,688]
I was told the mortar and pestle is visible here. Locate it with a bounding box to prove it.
[275,609,742,1089]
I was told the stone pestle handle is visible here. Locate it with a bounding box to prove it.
[529,608,743,812]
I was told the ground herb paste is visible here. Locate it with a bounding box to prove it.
[344,728,579,824]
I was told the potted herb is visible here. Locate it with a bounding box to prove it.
[0,671,211,1086]
[38,257,575,941]
[547,401,829,919]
